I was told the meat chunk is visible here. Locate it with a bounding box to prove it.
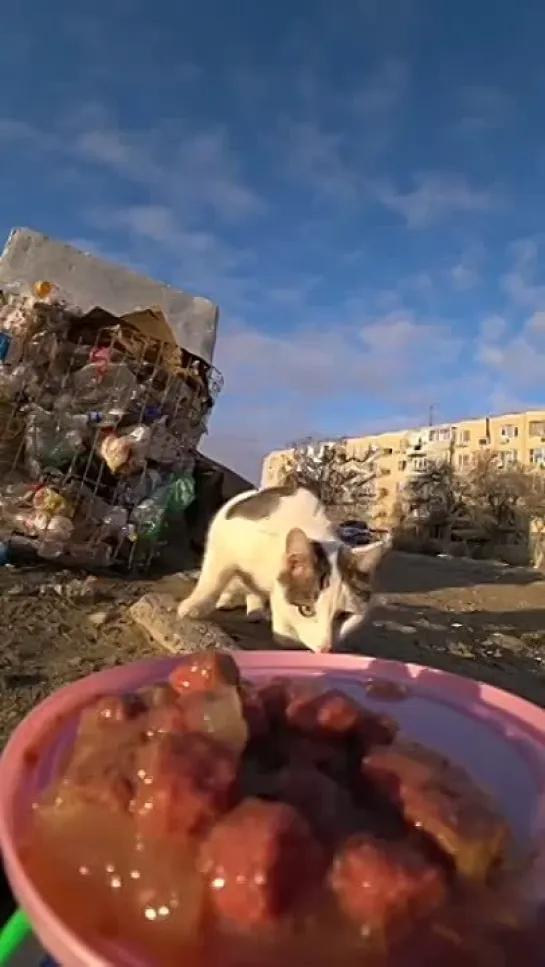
[77,693,145,738]
[286,688,397,749]
[238,681,269,738]
[330,834,446,941]
[133,733,237,843]
[198,797,323,930]
[286,733,350,773]
[362,741,509,879]
[286,688,361,735]
[56,744,133,814]
[144,687,249,754]
[169,651,240,695]
[137,683,178,710]
[145,703,189,738]
[272,765,361,847]
[181,688,249,755]
[256,677,293,724]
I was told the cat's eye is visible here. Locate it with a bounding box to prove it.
[298,604,315,618]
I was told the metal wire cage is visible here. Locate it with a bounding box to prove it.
[0,287,223,572]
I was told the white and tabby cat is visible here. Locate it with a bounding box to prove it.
[177,485,390,654]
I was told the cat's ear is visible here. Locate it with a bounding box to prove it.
[338,535,390,598]
[284,528,317,575]
[279,528,322,605]
[349,534,391,574]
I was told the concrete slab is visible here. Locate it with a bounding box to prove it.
[0,229,219,363]
[130,591,238,653]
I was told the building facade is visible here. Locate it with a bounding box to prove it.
[261,409,545,525]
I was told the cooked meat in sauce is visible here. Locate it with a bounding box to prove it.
[198,797,324,930]
[362,741,510,879]
[21,651,543,967]
[330,834,447,940]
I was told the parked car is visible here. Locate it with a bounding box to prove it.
[337,519,374,547]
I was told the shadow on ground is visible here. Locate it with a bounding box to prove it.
[378,550,544,594]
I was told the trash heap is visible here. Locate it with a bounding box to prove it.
[0,281,223,570]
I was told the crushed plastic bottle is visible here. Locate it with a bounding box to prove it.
[146,418,185,464]
[25,406,87,477]
[72,361,138,415]
[0,363,32,401]
[130,493,168,541]
[0,332,11,363]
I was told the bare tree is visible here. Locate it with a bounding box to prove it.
[465,453,532,538]
[402,458,467,532]
[279,437,379,518]
[521,470,545,567]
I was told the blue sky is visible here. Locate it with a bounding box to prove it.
[1,0,545,481]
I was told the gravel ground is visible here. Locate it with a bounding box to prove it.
[0,550,543,749]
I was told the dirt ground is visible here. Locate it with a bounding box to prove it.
[0,549,544,748]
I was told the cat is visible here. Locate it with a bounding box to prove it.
[177,484,391,654]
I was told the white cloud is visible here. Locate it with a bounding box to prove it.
[449,245,483,291]
[0,105,264,225]
[280,119,358,201]
[501,237,545,307]
[351,59,409,119]
[450,262,479,291]
[203,311,466,480]
[477,309,545,392]
[372,172,500,228]
[453,85,513,134]
[479,314,508,342]
[215,312,461,400]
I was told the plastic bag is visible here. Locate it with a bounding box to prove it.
[10,509,74,542]
[32,486,73,518]
[165,472,195,514]
[99,424,152,474]
[131,471,195,540]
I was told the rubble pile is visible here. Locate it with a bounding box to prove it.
[0,280,223,570]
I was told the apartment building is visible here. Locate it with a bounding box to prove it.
[261,408,545,525]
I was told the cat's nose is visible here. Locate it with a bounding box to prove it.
[318,639,333,653]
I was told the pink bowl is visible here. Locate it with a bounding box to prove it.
[1,651,545,966]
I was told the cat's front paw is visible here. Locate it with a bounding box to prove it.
[246,607,268,623]
[177,600,203,620]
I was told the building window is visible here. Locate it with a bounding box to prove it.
[529,420,545,437]
[429,427,451,443]
[412,456,429,472]
[382,447,393,456]
[498,449,518,468]
[530,447,545,465]
[458,453,470,468]
[397,459,407,471]
[457,428,471,444]
[500,424,519,439]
